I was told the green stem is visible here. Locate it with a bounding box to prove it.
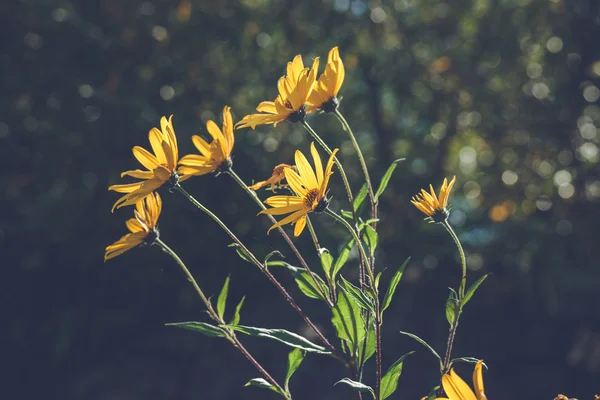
[301,119,366,289]
[226,169,331,307]
[305,215,321,251]
[441,220,467,299]
[154,238,288,398]
[175,183,336,354]
[333,109,377,228]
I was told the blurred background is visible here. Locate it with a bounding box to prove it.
[3,0,600,398]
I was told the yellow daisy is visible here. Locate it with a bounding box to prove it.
[248,163,295,193]
[411,176,457,223]
[104,192,162,261]
[308,46,345,113]
[435,360,487,400]
[235,55,319,129]
[109,116,190,211]
[178,106,235,175]
[260,143,338,237]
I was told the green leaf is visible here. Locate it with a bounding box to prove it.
[217,276,230,320]
[340,276,375,313]
[353,183,368,212]
[264,250,284,265]
[445,290,459,326]
[461,274,489,308]
[223,325,331,354]
[332,237,354,281]
[379,351,415,399]
[423,386,440,400]
[449,357,486,369]
[230,296,246,326]
[398,331,441,361]
[375,158,405,199]
[381,257,410,314]
[335,378,375,398]
[284,348,305,393]
[166,321,226,338]
[331,286,365,353]
[228,243,252,263]
[341,210,354,219]
[244,378,282,395]
[271,262,329,301]
[319,250,334,280]
[361,224,378,257]
[374,272,382,290]
[358,320,377,364]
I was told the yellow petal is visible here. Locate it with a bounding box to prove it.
[120,169,153,179]
[264,195,304,207]
[320,148,338,197]
[191,135,211,157]
[294,215,307,237]
[256,101,277,114]
[442,369,477,400]
[161,115,178,162]
[260,203,304,216]
[104,232,147,261]
[310,143,324,186]
[221,106,234,156]
[248,180,268,191]
[126,218,146,233]
[287,54,305,82]
[108,182,143,193]
[177,165,215,176]
[284,167,309,197]
[266,208,307,234]
[473,361,486,400]
[132,146,160,170]
[179,154,211,167]
[148,127,168,165]
[206,120,228,157]
[235,113,287,129]
[295,149,318,189]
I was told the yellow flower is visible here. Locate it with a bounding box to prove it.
[179,106,235,175]
[104,192,162,261]
[436,360,487,400]
[308,46,345,113]
[248,163,295,193]
[236,55,319,129]
[260,143,338,237]
[411,176,457,223]
[109,116,190,211]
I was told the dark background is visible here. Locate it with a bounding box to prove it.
[3,0,600,398]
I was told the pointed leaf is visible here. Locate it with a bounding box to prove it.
[223,325,331,354]
[228,243,253,263]
[332,237,354,280]
[379,351,415,399]
[358,320,377,364]
[319,249,334,280]
[461,274,488,307]
[230,296,246,326]
[375,158,405,199]
[341,210,354,219]
[264,250,284,265]
[381,257,410,314]
[267,262,329,301]
[445,289,459,325]
[335,378,375,398]
[331,286,365,352]
[217,276,230,320]
[340,276,375,313]
[398,331,441,361]
[166,321,226,338]
[353,183,368,212]
[375,272,382,290]
[244,378,282,395]
[284,348,305,392]
[361,225,378,257]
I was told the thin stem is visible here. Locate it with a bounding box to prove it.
[333,109,377,229]
[301,119,366,289]
[441,220,467,299]
[175,183,336,354]
[305,215,321,251]
[226,169,331,307]
[154,238,287,397]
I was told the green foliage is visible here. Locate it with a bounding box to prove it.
[361,224,378,257]
[381,257,410,315]
[334,378,375,398]
[270,262,329,301]
[379,351,415,399]
[398,331,442,366]
[223,325,331,354]
[245,378,283,395]
[166,321,226,338]
[230,296,245,326]
[217,276,230,320]
[375,159,405,199]
[332,237,354,280]
[229,243,253,264]
[450,357,486,369]
[358,320,377,364]
[340,275,375,313]
[319,250,334,280]
[331,286,365,354]
[445,289,460,326]
[462,274,489,308]
[353,183,368,212]
[284,349,305,393]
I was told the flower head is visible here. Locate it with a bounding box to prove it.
[109,116,189,211]
[236,55,319,129]
[435,360,486,400]
[105,192,162,261]
[248,163,296,193]
[179,106,235,175]
[308,46,345,113]
[259,143,337,237]
[411,176,457,223]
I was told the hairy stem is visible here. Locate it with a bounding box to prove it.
[154,238,287,397]
[175,183,336,354]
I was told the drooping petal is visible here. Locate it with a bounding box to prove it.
[120,169,154,179]
[264,195,304,207]
[108,182,143,193]
[266,208,308,234]
[179,154,211,167]
[104,232,147,261]
[256,101,277,114]
[293,215,307,237]
[126,218,146,233]
[259,203,305,216]
[442,369,478,400]
[473,361,486,400]
[236,113,288,130]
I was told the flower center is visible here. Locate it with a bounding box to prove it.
[287,105,306,123]
[321,96,339,113]
[303,189,321,210]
